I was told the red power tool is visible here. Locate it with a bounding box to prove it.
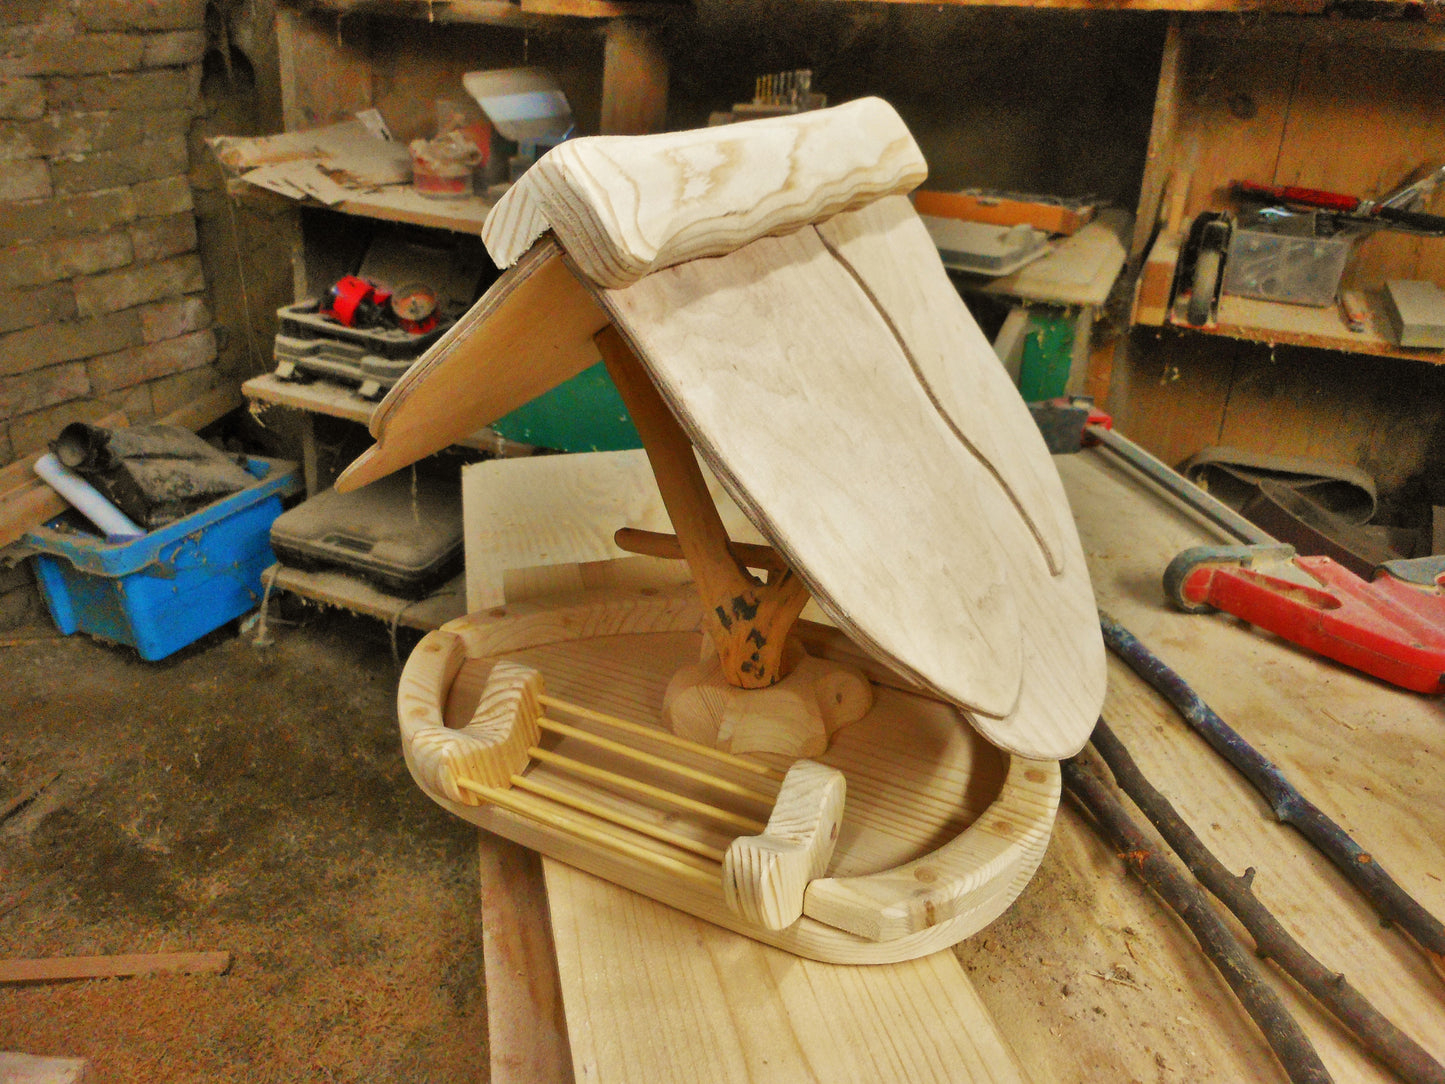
[1087,424,1445,694]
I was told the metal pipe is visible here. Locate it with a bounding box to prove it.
[33,453,145,541]
[1085,424,1273,546]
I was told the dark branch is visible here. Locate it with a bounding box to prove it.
[1062,756,1334,1084]
[1099,610,1445,980]
[1092,718,1445,1084]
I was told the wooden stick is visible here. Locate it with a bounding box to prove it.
[529,747,768,834]
[1090,719,1445,1084]
[538,693,786,781]
[595,324,812,688]
[1061,757,1334,1084]
[614,526,789,575]
[511,774,729,863]
[538,717,778,804]
[0,771,60,825]
[0,950,231,985]
[1099,611,1445,981]
[457,778,720,887]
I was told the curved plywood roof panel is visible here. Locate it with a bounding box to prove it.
[344,98,1103,758]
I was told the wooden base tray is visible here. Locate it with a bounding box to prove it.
[399,588,1058,965]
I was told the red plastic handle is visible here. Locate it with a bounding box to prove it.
[1235,180,1360,213]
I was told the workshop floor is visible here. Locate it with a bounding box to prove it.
[0,609,487,1083]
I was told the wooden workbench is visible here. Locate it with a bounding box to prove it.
[477,443,1445,1082]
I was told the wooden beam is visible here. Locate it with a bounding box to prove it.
[812,0,1324,8]
[600,18,669,136]
[479,836,575,1084]
[1132,16,1184,263]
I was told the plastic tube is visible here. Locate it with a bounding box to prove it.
[33,453,145,541]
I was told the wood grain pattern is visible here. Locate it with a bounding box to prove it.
[407,660,543,803]
[664,646,873,762]
[599,229,1025,724]
[599,224,1106,757]
[336,240,609,492]
[953,448,1445,1084]
[545,861,1028,1084]
[398,587,1052,964]
[598,324,813,689]
[459,449,766,611]
[804,755,1058,943]
[482,98,928,288]
[817,195,1070,574]
[477,835,574,1084]
[723,759,847,931]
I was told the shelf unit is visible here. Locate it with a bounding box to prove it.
[240,1,671,627]
[1129,13,1445,362]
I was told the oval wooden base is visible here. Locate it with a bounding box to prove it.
[398,587,1059,965]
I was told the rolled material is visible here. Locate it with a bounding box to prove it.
[33,453,145,541]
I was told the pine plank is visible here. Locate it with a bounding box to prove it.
[478,836,574,1084]
[544,861,1028,1084]
[0,952,231,985]
[459,449,765,611]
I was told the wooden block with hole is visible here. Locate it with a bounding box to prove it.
[347,98,1105,963]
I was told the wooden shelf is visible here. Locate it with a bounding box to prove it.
[286,0,684,26]
[287,0,1443,20]
[812,0,1426,12]
[1134,235,1445,364]
[243,373,527,454]
[327,187,495,232]
[969,210,1131,309]
[1168,290,1445,363]
[263,563,467,631]
[1182,10,1445,52]
[227,176,495,234]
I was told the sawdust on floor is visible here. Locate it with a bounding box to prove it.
[0,610,487,1083]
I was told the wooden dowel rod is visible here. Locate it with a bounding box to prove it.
[539,717,778,804]
[457,778,719,888]
[512,775,729,863]
[537,694,786,782]
[529,747,768,834]
[614,526,788,574]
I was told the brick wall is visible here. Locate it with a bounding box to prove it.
[0,0,223,468]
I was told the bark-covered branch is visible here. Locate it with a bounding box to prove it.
[1062,756,1333,1084]
[1098,611,1445,981]
[1091,719,1445,1084]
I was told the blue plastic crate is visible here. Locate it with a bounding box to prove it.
[25,456,300,661]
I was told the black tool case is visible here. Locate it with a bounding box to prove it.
[268,471,464,597]
[273,225,497,398]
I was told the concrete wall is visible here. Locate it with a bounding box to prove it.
[0,0,225,468]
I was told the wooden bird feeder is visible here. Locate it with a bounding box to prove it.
[340,97,1106,964]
